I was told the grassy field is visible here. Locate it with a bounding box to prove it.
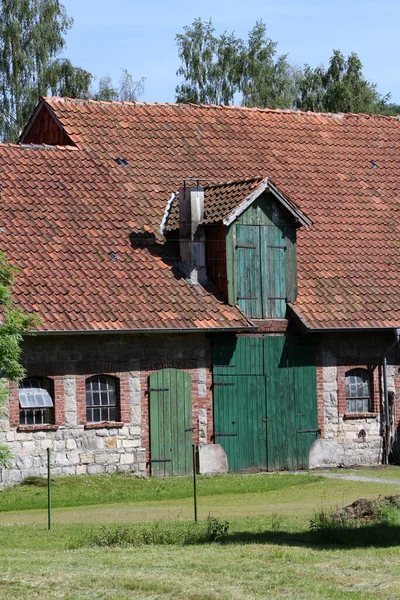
[0,471,399,599]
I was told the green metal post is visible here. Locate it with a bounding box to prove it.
[47,447,51,530]
[192,443,198,523]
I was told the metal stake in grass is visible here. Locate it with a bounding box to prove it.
[192,443,198,523]
[47,447,51,530]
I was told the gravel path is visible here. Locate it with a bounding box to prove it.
[318,473,400,485]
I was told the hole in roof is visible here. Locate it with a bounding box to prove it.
[0,227,3,234]
[114,158,129,167]
[109,252,118,262]
[370,160,379,169]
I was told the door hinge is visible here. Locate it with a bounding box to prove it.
[267,245,286,250]
[213,363,236,368]
[149,458,172,463]
[214,432,238,437]
[148,387,169,392]
[268,297,287,300]
[236,244,257,249]
[185,427,196,432]
[213,382,236,387]
[297,428,321,434]
[237,296,258,300]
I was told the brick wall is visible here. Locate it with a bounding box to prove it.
[312,332,400,467]
[0,332,213,486]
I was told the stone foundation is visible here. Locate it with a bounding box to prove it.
[0,332,213,487]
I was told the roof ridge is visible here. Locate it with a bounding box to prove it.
[0,142,79,152]
[204,176,263,189]
[42,96,400,121]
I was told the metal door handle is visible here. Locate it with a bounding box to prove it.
[262,419,268,423]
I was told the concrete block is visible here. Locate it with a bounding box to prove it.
[309,439,345,469]
[198,444,228,475]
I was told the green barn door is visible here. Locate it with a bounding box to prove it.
[264,336,298,471]
[292,339,319,469]
[213,375,267,471]
[149,369,193,477]
[213,337,268,471]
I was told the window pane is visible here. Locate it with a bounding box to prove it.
[345,369,370,412]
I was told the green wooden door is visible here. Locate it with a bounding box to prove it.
[149,369,193,477]
[236,225,263,318]
[292,339,319,469]
[213,374,267,471]
[260,225,286,318]
[213,335,318,472]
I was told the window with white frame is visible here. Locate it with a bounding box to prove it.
[345,369,371,413]
[85,375,118,423]
[19,377,54,426]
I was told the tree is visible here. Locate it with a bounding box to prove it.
[0,0,91,142]
[296,50,388,114]
[46,59,93,99]
[240,21,296,109]
[176,19,297,108]
[93,69,145,102]
[0,252,38,467]
[176,19,398,114]
[176,18,242,105]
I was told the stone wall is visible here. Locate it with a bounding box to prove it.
[310,332,400,468]
[0,333,212,487]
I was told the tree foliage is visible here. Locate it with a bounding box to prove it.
[175,18,294,107]
[296,50,386,114]
[176,18,397,114]
[0,0,92,142]
[93,69,145,102]
[0,252,38,467]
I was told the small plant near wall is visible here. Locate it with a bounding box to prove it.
[0,251,38,467]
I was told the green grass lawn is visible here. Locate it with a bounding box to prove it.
[0,471,399,599]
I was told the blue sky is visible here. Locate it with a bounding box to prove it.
[62,0,400,104]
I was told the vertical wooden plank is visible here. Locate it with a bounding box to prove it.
[149,369,193,477]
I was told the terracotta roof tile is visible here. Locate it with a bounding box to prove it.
[15,97,400,330]
[0,143,249,332]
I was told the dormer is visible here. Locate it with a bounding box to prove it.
[162,176,311,320]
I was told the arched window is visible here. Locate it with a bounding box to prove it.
[19,377,54,426]
[86,375,118,423]
[345,369,371,413]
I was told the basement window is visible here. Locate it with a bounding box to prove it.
[19,377,54,426]
[345,369,371,413]
[86,375,119,423]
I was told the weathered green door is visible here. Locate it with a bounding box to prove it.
[213,335,318,472]
[149,369,193,476]
[236,224,286,319]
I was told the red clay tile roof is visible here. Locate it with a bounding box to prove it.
[17,98,400,330]
[0,143,250,332]
[164,177,264,231]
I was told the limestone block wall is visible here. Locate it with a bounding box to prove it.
[0,333,213,487]
[311,332,400,468]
